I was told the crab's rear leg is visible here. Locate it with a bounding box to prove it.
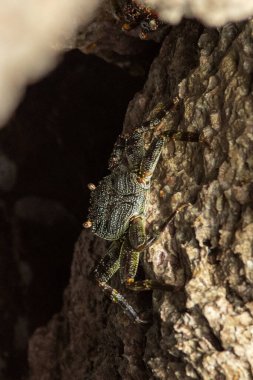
[120,210,185,293]
[92,239,121,283]
[120,236,172,292]
[120,217,167,292]
[96,208,186,322]
[91,239,148,324]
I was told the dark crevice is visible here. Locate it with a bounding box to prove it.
[193,306,224,352]
[0,48,158,380]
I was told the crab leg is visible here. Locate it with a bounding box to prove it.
[119,215,150,283]
[98,282,148,324]
[137,203,189,251]
[138,128,199,183]
[120,238,173,292]
[91,239,148,324]
[120,244,168,291]
[119,218,163,292]
[128,96,201,146]
[130,99,177,139]
[138,136,164,182]
[118,217,164,290]
[164,129,199,142]
[92,240,121,282]
[120,207,185,292]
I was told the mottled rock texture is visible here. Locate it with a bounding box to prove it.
[29,17,253,380]
[75,0,165,71]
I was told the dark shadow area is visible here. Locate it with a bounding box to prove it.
[0,49,153,380]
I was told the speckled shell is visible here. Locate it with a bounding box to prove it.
[88,170,147,240]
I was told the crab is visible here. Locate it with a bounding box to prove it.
[83,98,199,323]
[111,0,162,39]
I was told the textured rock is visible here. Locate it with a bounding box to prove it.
[74,0,165,71]
[29,17,253,380]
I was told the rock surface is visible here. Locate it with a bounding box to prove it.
[28,16,253,380]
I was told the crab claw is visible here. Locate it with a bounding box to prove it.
[87,183,96,191]
[83,220,92,229]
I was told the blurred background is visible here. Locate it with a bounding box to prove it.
[0,49,148,379]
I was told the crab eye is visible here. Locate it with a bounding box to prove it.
[87,183,96,191]
[83,220,92,229]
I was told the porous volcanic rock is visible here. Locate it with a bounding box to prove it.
[29,18,253,380]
